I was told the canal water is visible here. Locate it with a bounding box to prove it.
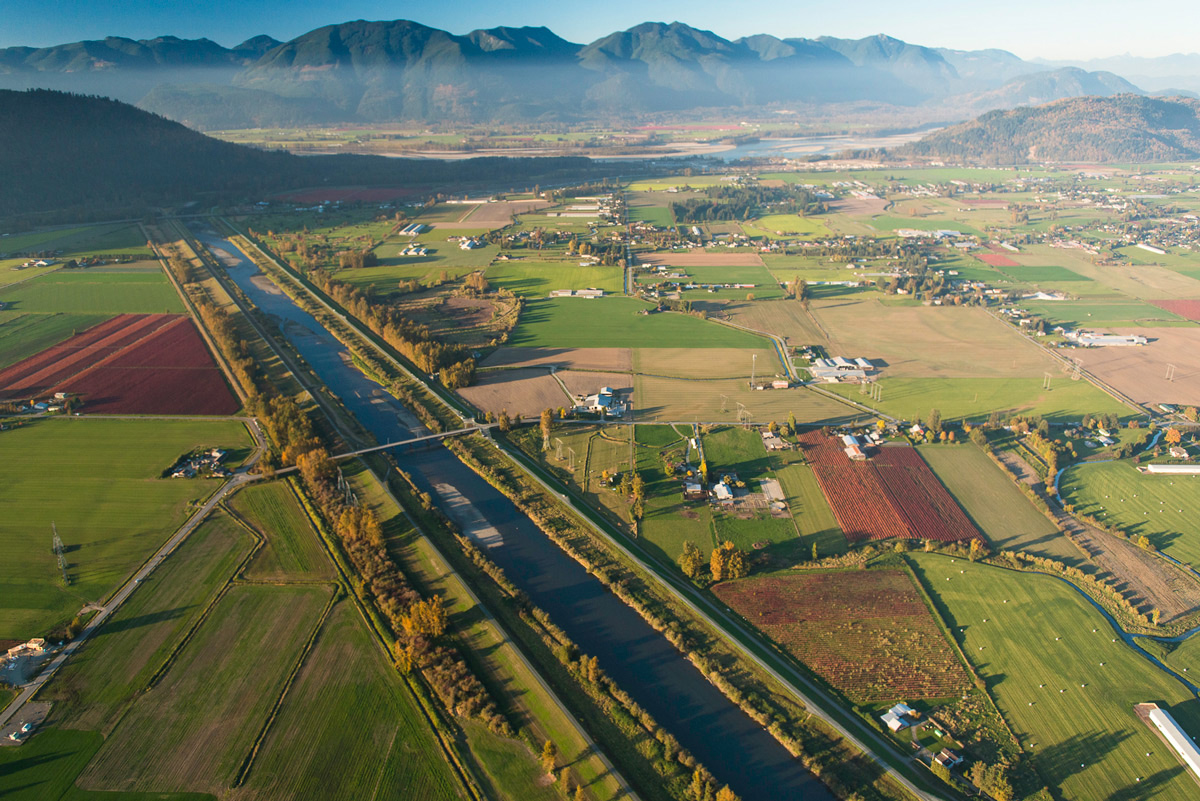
[194,225,832,801]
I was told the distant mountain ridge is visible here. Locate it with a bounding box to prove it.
[902,94,1200,163]
[0,20,1161,129]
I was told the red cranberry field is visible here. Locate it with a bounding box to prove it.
[714,570,970,702]
[0,313,239,415]
[800,432,981,544]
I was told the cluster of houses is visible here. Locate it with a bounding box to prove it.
[5,638,46,663]
[14,258,55,270]
[457,237,486,251]
[168,448,230,479]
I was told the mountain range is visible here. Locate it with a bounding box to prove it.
[0,19,1162,129]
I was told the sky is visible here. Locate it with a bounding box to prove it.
[0,0,1194,61]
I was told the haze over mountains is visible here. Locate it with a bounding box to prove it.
[0,19,1174,129]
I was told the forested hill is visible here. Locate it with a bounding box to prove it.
[902,94,1200,163]
[0,90,615,220]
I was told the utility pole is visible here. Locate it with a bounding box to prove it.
[52,523,68,585]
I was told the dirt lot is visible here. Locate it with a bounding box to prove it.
[814,298,1056,378]
[480,347,632,372]
[462,200,550,228]
[456,368,570,417]
[1070,327,1200,406]
[638,252,765,267]
[557,370,633,400]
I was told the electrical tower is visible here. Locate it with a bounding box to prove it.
[1166,364,1177,382]
[750,353,757,389]
[555,438,564,461]
[52,522,68,585]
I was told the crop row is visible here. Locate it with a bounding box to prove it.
[800,432,980,544]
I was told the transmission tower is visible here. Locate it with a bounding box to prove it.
[567,447,577,473]
[555,438,565,461]
[1166,364,1177,382]
[750,353,757,389]
[720,394,729,414]
[52,523,68,585]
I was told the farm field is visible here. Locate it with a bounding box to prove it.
[480,346,632,372]
[0,310,109,368]
[799,433,979,545]
[1069,328,1200,406]
[229,599,463,801]
[635,374,861,425]
[484,260,624,297]
[456,367,570,417]
[822,376,1134,423]
[0,313,240,415]
[720,300,828,345]
[44,508,255,733]
[743,214,831,239]
[80,583,332,794]
[1150,299,1200,322]
[1061,460,1200,569]
[462,198,549,226]
[714,569,971,702]
[909,552,1200,801]
[509,297,769,349]
[1022,298,1190,328]
[0,270,182,314]
[1017,245,1200,299]
[917,445,1081,564]
[812,298,1055,378]
[0,222,150,259]
[633,347,783,379]
[0,416,251,639]
[230,481,334,581]
[774,462,846,556]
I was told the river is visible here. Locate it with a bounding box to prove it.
[193,224,832,801]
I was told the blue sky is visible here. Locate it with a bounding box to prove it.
[0,0,1191,60]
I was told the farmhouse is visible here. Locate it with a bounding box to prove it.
[880,702,915,732]
[933,749,963,770]
[762,431,787,451]
[549,288,605,298]
[683,482,707,500]
[577,386,625,417]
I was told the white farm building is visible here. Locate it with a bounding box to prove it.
[1137,703,1200,780]
[1065,331,1148,347]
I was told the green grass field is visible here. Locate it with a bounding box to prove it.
[236,599,464,801]
[46,509,254,733]
[510,297,769,348]
[774,462,846,556]
[230,482,335,582]
[81,583,332,794]
[1003,264,1092,283]
[628,205,674,227]
[485,260,624,298]
[909,552,1200,801]
[918,444,1083,565]
[1021,299,1190,329]
[822,376,1134,423]
[0,417,251,639]
[0,223,150,259]
[0,311,110,368]
[1062,460,1200,569]
[702,425,772,480]
[743,214,831,240]
[0,270,182,314]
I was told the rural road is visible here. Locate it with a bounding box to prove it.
[0,457,265,731]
